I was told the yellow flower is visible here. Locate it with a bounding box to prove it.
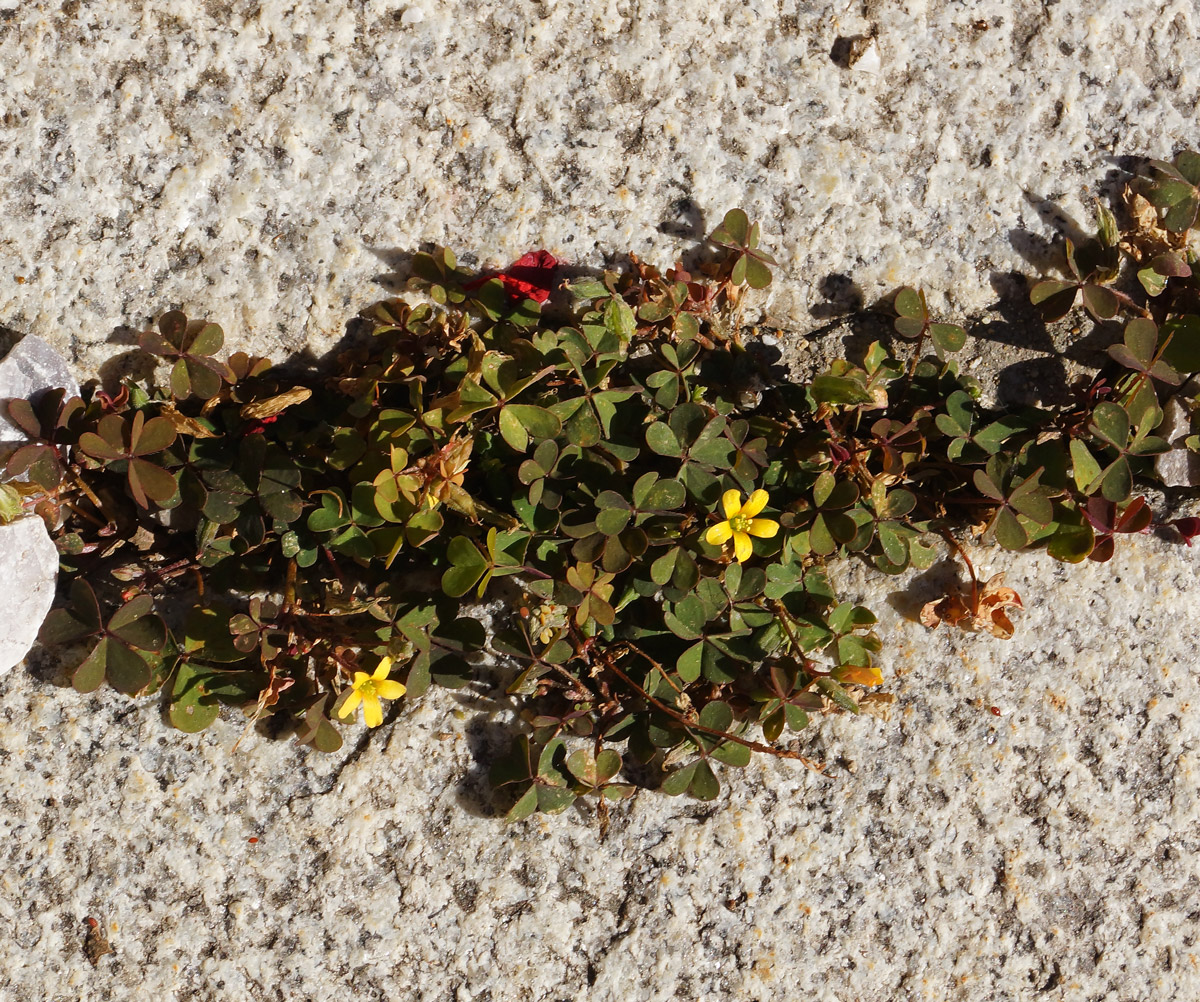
[704,488,779,563]
[337,657,407,728]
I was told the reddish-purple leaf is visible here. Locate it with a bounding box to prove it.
[1171,516,1200,546]
[78,433,120,462]
[6,398,41,437]
[1151,252,1191,278]
[128,458,178,508]
[138,331,181,359]
[158,310,188,346]
[132,415,177,456]
[107,594,154,632]
[1081,284,1119,321]
[972,469,1005,503]
[1030,280,1077,321]
[1115,496,1153,534]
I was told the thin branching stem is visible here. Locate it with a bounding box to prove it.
[591,640,825,771]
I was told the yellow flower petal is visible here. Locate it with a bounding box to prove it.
[721,489,743,519]
[338,689,363,720]
[375,680,406,700]
[741,489,770,518]
[372,657,393,681]
[733,530,753,563]
[352,671,371,687]
[362,695,384,728]
[746,518,779,538]
[838,665,883,687]
[706,521,734,545]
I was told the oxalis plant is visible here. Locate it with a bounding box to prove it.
[5,154,1200,821]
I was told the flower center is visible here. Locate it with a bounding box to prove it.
[730,514,751,533]
[359,679,377,697]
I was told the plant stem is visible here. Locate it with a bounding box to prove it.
[593,641,825,771]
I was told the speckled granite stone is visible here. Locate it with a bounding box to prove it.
[2,1,1199,372]
[2,3,1200,1001]
[2,539,1199,1001]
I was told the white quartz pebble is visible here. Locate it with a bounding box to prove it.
[0,515,58,674]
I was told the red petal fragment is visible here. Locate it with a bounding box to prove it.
[465,250,560,302]
[498,250,558,303]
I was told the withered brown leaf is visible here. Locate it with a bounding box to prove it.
[1121,187,1187,261]
[159,403,221,439]
[920,572,1023,640]
[240,387,313,420]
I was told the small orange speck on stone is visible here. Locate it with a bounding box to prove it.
[15,275,25,283]
[248,837,259,844]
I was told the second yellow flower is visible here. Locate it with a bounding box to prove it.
[705,488,779,563]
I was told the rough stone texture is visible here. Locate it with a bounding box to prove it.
[2,3,1200,1001]
[2,1,1199,372]
[3,540,1199,1001]
[0,516,59,675]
